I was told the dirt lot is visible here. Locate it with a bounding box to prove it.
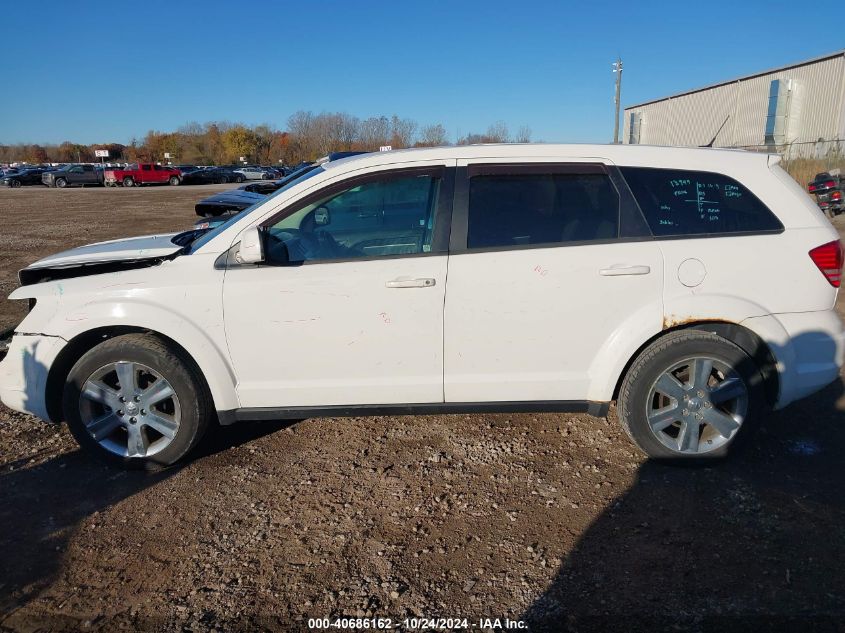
[1,185,844,632]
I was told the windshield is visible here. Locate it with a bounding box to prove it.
[186,164,325,253]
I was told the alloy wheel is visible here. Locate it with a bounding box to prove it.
[78,361,182,458]
[646,356,748,454]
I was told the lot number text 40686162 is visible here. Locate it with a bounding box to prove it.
[307,617,527,630]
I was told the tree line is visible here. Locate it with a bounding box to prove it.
[0,112,532,166]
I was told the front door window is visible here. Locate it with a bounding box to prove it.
[265,174,441,263]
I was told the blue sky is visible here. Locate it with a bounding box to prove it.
[0,0,841,145]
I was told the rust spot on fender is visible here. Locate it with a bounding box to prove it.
[662,315,738,330]
[662,314,701,330]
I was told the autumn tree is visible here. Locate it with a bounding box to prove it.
[457,121,513,145]
[222,125,260,163]
[358,116,391,150]
[515,125,532,143]
[0,112,535,166]
[417,123,448,147]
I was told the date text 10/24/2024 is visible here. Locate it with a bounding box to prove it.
[307,617,528,630]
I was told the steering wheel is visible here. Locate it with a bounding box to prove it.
[266,227,363,261]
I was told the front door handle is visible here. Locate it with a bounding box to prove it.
[385,277,436,289]
[599,265,651,276]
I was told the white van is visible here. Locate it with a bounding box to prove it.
[1,145,842,467]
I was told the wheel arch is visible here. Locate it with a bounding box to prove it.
[611,320,780,407]
[44,325,236,423]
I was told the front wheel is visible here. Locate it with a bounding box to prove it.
[234,174,245,183]
[122,177,134,187]
[55,177,68,188]
[169,176,180,186]
[62,333,213,469]
[9,179,21,188]
[617,330,763,461]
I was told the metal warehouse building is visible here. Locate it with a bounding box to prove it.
[623,50,845,157]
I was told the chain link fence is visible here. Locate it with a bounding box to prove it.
[729,139,845,187]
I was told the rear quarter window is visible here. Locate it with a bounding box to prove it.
[620,167,783,237]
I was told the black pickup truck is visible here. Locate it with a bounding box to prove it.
[42,164,104,188]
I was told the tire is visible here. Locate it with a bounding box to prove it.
[62,333,213,470]
[55,177,68,188]
[169,176,180,186]
[10,179,21,188]
[234,174,245,183]
[122,177,134,187]
[617,329,764,462]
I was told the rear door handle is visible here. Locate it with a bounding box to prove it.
[599,265,651,276]
[385,277,436,289]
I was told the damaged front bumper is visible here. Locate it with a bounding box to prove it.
[0,332,67,421]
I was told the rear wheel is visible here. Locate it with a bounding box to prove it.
[169,176,180,186]
[122,177,134,187]
[62,333,212,469]
[618,330,763,461]
[55,177,67,188]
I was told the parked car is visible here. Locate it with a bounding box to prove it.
[1,167,49,187]
[104,163,182,187]
[195,163,322,217]
[230,166,267,181]
[179,167,241,185]
[260,166,284,179]
[42,164,104,188]
[194,189,267,217]
[2,145,843,469]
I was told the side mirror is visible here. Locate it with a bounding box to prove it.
[314,205,331,226]
[236,226,264,264]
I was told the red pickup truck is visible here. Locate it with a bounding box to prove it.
[104,163,182,187]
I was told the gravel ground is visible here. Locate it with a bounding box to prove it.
[0,185,844,632]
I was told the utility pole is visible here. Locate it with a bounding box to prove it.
[612,57,623,144]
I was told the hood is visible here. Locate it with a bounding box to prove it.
[26,233,183,270]
[18,233,185,286]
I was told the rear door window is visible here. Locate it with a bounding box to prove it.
[620,167,783,236]
[466,170,619,249]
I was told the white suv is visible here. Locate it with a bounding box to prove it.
[1,145,842,468]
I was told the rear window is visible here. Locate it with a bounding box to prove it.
[620,167,783,237]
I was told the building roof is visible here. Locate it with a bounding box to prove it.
[625,49,845,110]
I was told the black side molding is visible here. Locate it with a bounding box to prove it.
[216,400,610,426]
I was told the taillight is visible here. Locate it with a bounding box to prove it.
[833,191,842,201]
[809,240,843,287]
[809,183,817,192]
[826,180,836,188]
